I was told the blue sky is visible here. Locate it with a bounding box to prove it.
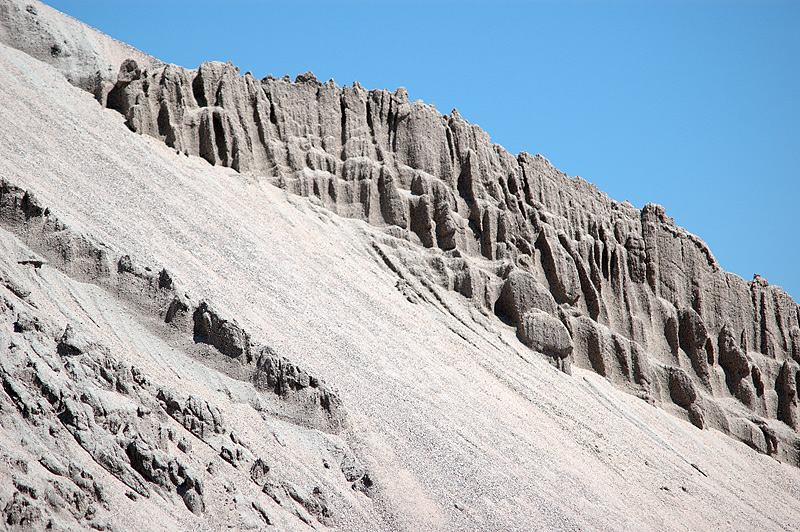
[46,1,800,299]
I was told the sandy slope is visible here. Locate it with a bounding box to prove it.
[1,35,800,532]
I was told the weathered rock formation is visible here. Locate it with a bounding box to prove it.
[78,44,800,463]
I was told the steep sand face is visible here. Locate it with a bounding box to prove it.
[1,2,800,531]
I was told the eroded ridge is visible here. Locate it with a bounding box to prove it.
[4,0,800,466]
[83,54,800,464]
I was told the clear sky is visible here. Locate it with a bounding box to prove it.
[45,1,800,299]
